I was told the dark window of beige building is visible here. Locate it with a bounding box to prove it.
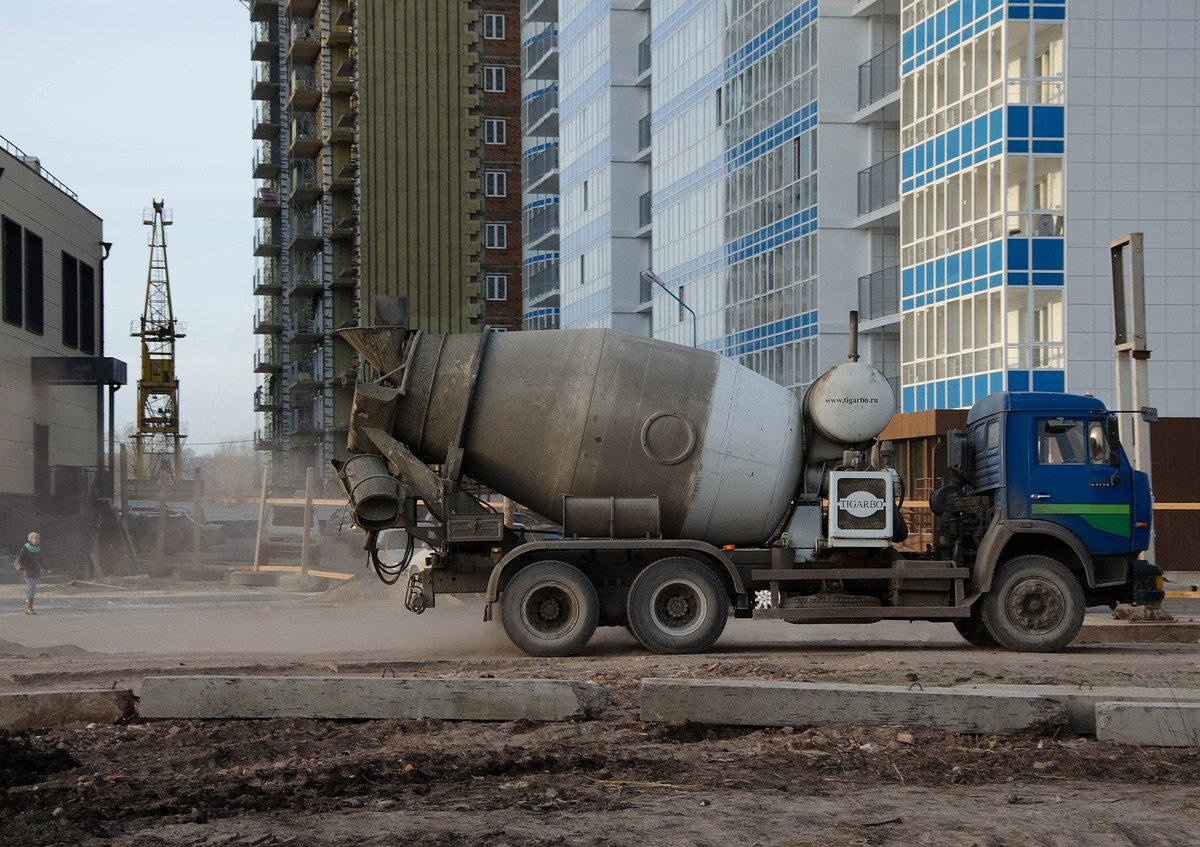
[2,216,20,327]
[62,252,79,348]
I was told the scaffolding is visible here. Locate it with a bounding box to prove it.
[131,200,187,483]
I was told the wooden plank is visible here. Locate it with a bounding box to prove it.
[1095,701,1200,747]
[749,567,968,581]
[640,679,1066,735]
[139,676,609,722]
[957,685,1200,734]
[0,689,136,731]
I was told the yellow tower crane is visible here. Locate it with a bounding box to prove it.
[131,200,187,482]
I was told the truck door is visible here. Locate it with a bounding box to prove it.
[1026,417,1133,555]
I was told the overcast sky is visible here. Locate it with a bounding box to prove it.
[1,1,255,453]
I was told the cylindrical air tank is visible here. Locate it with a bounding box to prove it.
[803,361,896,446]
[348,328,805,546]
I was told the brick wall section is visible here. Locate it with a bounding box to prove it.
[477,0,523,331]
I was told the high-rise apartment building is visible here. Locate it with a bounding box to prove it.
[251,0,521,491]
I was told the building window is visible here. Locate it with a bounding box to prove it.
[62,253,79,349]
[484,222,507,249]
[484,170,507,197]
[483,66,506,92]
[583,179,588,210]
[487,325,509,333]
[484,273,508,301]
[484,118,506,145]
[80,263,96,354]
[483,13,505,40]
[24,231,43,335]
[579,254,585,285]
[1,216,21,327]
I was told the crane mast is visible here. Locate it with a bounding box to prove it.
[131,200,187,482]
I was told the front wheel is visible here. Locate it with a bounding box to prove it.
[981,555,1085,652]
[500,561,599,657]
[626,557,728,654]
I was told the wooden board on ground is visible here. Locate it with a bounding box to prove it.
[1095,701,1200,747]
[139,676,609,722]
[640,679,1066,735]
[0,689,136,731]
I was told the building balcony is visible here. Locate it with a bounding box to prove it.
[254,347,283,373]
[254,422,282,451]
[253,184,282,217]
[292,254,324,293]
[251,62,280,100]
[289,18,321,63]
[290,224,324,251]
[334,1,354,26]
[522,0,555,24]
[329,153,356,190]
[289,66,321,109]
[291,411,324,438]
[525,203,559,250]
[250,0,278,23]
[253,386,283,412]
[638,191,651,232]
[289,311,324,341]
[523,85,558,137]
[290,161,322,202]
[332,256,358,288]
[252,144,280,179]
[857,265,900,324]
[253,224,282,257]
[254,305,284,334]
[252,102,281,140]
[285,0,319,17]
[524,28,557,80]
[859,42,899,111]
[330,212,356,241]
[289,112,322,158]
[638,114,651,152]
[524,261,559,306]
[523,145,558,194]
[286,361,323,391]
[251,21,279,61]
[637,35,651,83]
[857,154,900,217]
[325,18,352,46]
[253,266,283,295]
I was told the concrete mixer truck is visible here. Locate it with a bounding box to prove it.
[334,298,1163,657]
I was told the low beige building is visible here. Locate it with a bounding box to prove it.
[0,135,125,570]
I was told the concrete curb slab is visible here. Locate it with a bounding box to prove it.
[955,684,1200,734]
[228,571,280,587]
[1073,622,1200,644]
[1095,701,1200,747]
[640,679,1066,735]
[0,689,136,731]
[139,676,609,722]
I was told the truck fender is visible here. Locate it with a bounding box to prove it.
[483,539,746,620]
[972,519,1094,594]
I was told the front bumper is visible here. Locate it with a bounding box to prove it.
[1131,560,1166,606]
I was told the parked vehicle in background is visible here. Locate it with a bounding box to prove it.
[260,504,321,565]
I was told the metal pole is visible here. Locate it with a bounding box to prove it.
[1109,232,1154,563]
[300,466,314,576]
[642,270,698,347]
[252,468,268,573]
[192,467,203,566]
[108,384,116,498]
[157,477,168,566]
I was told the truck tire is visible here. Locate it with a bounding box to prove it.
[500,561,599,657]
[981,555,1085,652]
[953,604,998,648]
[626,557,728,655]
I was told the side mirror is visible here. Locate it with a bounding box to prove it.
[1139,406,1159,423]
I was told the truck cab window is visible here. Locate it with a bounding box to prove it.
[1037,419,1085,464]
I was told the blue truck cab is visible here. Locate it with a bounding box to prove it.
[932,391,1164,651]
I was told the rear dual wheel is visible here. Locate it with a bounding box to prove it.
[500,561,598,657]
[626,557,729,654]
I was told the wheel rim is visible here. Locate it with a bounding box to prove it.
[521,582,576,640]
[1005,576,1066,634]
[649,578,707,637]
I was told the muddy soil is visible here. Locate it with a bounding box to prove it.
[3,648,1200,847]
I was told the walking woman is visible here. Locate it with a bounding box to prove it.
[14,531,41,615]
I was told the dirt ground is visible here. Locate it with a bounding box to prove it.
[2,581,1199,847]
